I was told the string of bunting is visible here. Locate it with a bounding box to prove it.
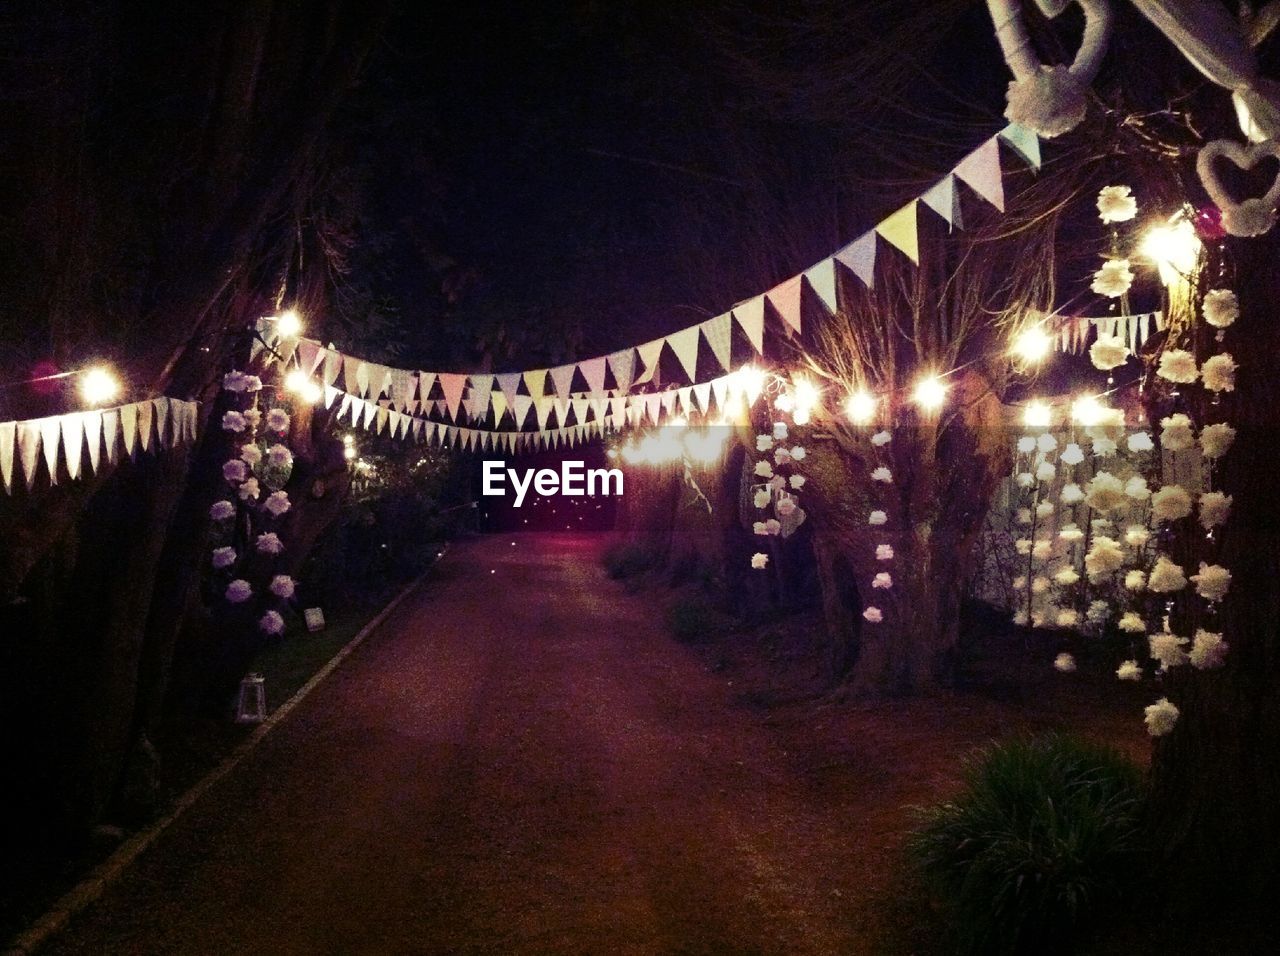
[1042,309,1166,355]
[256,123,1042,447]
[1,398,200,494]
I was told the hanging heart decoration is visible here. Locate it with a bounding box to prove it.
[1196,139,1280,238]
[986,0,1113,138]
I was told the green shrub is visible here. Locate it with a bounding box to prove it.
[909,734,1147,955]
[666,597,717,644]
[603,543,654,580]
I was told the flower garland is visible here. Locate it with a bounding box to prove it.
[208,368,300,637]
[749,388,807,571]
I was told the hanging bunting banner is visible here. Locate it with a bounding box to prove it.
[733,296,766,355]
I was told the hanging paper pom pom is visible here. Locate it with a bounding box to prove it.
[750,552,769,570]
[1096,186,1137,224]
[1053,652,1077,673]
[1202,290,1239,329]
[1144,697,1179,736]
[1004,65,1088,138]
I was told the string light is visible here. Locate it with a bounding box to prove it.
[912,374,948,411]
[1070,394,1107,426]
[79,366,120,406]
[682,427,728,464]
[1012,326,1052,363]
[1023,400,1051,428]
[277,308,302,337]
[791,376,820,425]
[284,369,322,404]
[1140,214,1201,286]
[844,390,877,425]
[734,364,766,406]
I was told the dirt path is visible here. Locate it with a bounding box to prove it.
[47,533,922,955]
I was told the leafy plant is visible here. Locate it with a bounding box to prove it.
[909,734,1147,955]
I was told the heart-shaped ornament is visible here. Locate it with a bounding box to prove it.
[1196,139,1280,238]
[987,0,1114,137]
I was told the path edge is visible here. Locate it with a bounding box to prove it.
[5,546,447,956]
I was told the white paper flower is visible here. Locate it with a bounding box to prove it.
[1202,289,1238,329]
[222,459,248,483]
[1124,569,1147,591]
[256,532,284,555]
[1118,611,1146,634]
[765,519,781,535]
[259,610,285,636]
[1144,697,1179,736]
[238,477,261,501]
[1017,435,1036,453]
[1096,185,1137,224]
[1036,433,1057,453]
[1054,652,1077,672]
[1087,600,1110,624]
[222,410,247,433]
[872,572,892,589]
[1191,562,1231,602]
[876,544,894,561]
[1124,524,1150,548]
[1032,540,1052,561]
[776,497,797,517]
[870,431,891,447]
[1085,472,1126,513]
[1149,633,1189,670]
[1201,353,1236,393]
[267,444,293,469]
[1016,538,1032,555]
[225,579,253,603]
[1061,483,1084,505]
[1092,436,1117,457]
[1199,491,1232,530]
[1148,555,1187,593]
[240,443,263,466]
[1160,414,1195,452]
[754,460,773,478]
[1035,461,1056,482]
[1200,422,1236,459]
[863,606,883,623]
[1151,485,1192,522]
[752,521,768,535]
[211,546,236,570]
[1116,660,1142,681]
[1090,333,1130,371]
[868,510,887,526]
[1059,523,1084,543]
[1156,349,1198,384]
[1016,472,1034,488]
[1036,500,1054,519]
[1090,518,1112,535]
[269,574,295,599]
[789,474,805,490]
[1061,443,1084,465]
[1032,576,1050,595]
[210,500,236,521]
[1085,536,1124,581]
[751,552,769,570]
[1012,610,1028,626]
[243,408,262,429]
[266,407,291,432]
[756,434,774,452]
[790,446,806,461]
[774,447,792,467]
[1190,629,1228,669]
[222,370,250,392]
[871,466,892,483]
[1091,259,1134,298]
[1056,609,1079,628]
[1124,475,1150,501]
[263,490,290,516]
[1012,575,1027,590]
[773,422,789,441]
[1127,431,1154,453]
[1054,567,1080,586]
[754,489,771,509]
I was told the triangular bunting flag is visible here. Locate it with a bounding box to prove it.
[60,413,84,481]
[321,351,342,386]
[152,398,170,448]
[710,375,730,412]
[102,409,119,466]
[804,259,839,315]
[733,296,766,355]
[876,201,920,264]
[512,395,533,429]
[578,356,607,395]
[767,275,804,336]
[632,339,666,386]
[83,410,102,475]
[834,231,877,288]
[0,421,13,493]
[136,399,154,453]
[998,123,1041,171]
[921,174,962,229]
[297,340,325,378]
[549,364,577,398]
[666,326,700,382]
[693,381,711,412]
[954,136,1004,211]
[438,373,467,419]
[39,416,61,483]
[700,313,733,374]
[523,369,547,402]
[17,420,43,489]
[121,403,138,457]
[608,350,636,393]
[496,372,521,410]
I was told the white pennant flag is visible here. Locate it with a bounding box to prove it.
[82,410,102,476]
[700,313,733,374]
[137,400,154,453]
[632,339,665,386]
[666,326,700,382]
[608,349,636,393]
[0,421,14,493]
[39,416,61,484]
[61,413,85,480]
[733,296,765,355]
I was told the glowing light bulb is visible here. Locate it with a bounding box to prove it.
[1023,400,1051,428]
[79,366,120,406]
[734,364,766,405]
[1140,215,1201,286]
[845,391,876,425]
[1071,394,1107,426]
[913,375,947,411]
[285,369,322,403]
[1012,326,1052,363]
[682,427,728,464]
[669,415,688,427]
[277,309,302,337]
[344,445,357,460]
